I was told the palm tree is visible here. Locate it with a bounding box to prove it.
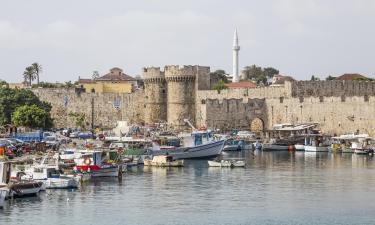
[23,66,36,87]
[32,62,42,84]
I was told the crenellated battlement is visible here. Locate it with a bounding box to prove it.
[142,67,165,80]
[291,80,375,97]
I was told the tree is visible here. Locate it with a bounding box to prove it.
[0,86,52,125]
[325,75,336,81]
[23,66,36,86]
[31,62,42,85]
[92,71,100,80]
[256,75,267,85]
[210,69,229,83]
[263,67,279,78]
[242,65,263,80]
[12,104,53,129]
[213,79,227,94]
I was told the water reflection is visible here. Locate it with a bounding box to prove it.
[1,151,375,225]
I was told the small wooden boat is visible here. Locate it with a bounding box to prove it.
[0,186,7,208]
[231,161,246,167]
[208,160,232,167]
[9,181,43,197]
[144,155,184,167]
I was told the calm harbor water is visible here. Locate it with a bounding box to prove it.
[1,151,375,225]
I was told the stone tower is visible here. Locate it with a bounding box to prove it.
[165,65,197,127]
[143,67,167,124]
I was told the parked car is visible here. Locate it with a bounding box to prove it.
[44,136,59,150]
[78,132,96,140]
[69,131,79,138]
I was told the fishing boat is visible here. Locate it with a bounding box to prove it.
[74,151,122,177]
[15,155,79,189]
[0,186,7,208]
[331,134,374,154]
[144,155,184,167]
[262,139,291,151]
[231,160,246,167]
[1,161,42,197]
[303,134,330,152]
[208,160,231,167]
[150,129,225,160]
[208,160,245,167]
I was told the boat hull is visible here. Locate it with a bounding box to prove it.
[10,182,43,197]
[304,146,329,152]
[0,188,7,208]
[152,140,225,160]
[262,144,290,151]
[36,178,78,189]
[91,167,120,177]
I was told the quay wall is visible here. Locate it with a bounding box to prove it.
[32,88,144,129]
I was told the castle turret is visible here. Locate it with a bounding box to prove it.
[165,65,197,127]
[143,67,167,124]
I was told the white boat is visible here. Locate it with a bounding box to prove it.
[1,161,42,197]
[208,160,245,167]
[0,187,7,208]
[262,143,290,151]
[331,134,374,154]
[302,134,330,152]
[304,146,329,152]
[231,160,246,167]
[144,155,184,167]
[151,130,225,160]
[294,144,305,151]
[21,156,79,189]
[208,160,231,167]
[75,151,122,177]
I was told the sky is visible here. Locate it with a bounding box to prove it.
[0,0,375,83]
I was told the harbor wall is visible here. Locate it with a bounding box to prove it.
[32,88,144,129]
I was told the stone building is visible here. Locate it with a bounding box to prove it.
[78,67,136,94]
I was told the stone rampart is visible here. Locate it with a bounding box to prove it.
[32,88,144,129]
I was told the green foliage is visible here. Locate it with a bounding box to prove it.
[0,86,52,125]
[354,77,374,81]
[12,104,53,129]
[23,66,36,86]
[210,69,229,83]
[69,112,86,129]
[263,67,279,78]
[31,62,42,84]
[325,75,336,81]
[213,79,227,94]
[242,65,279,85]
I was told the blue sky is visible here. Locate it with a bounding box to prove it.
[0,0,374,82]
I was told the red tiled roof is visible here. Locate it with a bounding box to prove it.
[225,81,257,89]
[96,67,135,82]
[78,79,93,84]
[336,73,367,80]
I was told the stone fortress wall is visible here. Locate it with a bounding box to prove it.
[195,80,375,136]
[32,88,144,129]
[33,65,375,136]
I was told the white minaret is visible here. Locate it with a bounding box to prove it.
[232,28,240,83]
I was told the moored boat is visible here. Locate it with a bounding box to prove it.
[144,155,184,167]
[0,186,7,208]
[151,130,225,160]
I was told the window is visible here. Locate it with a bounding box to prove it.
[364,95,369,102]
[341,95,345,102]
[319,96,324,102]
[299,96,304,103]
[279,97,284,103]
